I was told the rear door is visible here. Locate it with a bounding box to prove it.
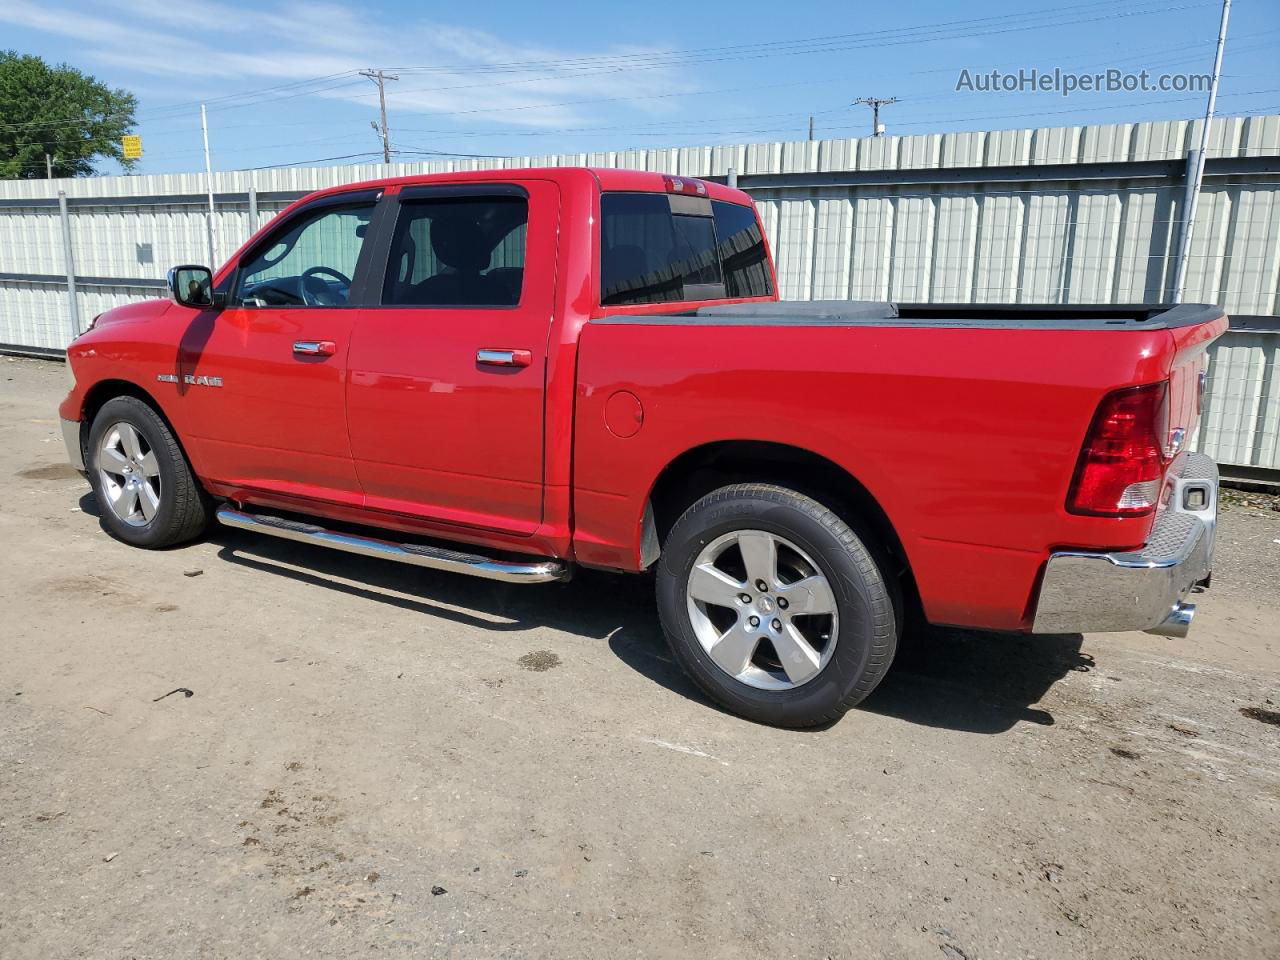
[178,191,381,502]
[345,181,559,534]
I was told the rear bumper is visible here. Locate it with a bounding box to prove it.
[62,418,85,473]
[1031,452,1217,638]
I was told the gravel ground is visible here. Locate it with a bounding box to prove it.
[2,355,1278,959]
[1217,488,1280,601]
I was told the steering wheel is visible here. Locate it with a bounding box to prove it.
[300,266,352,306]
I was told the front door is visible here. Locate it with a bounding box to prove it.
[346,182,558,535]
[176,193,380,503]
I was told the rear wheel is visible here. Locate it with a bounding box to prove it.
[656,483,897,727]
[88,396,210,548]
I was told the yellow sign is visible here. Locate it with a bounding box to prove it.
[122,135,143,160]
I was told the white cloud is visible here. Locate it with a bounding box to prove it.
[2,0,686,129]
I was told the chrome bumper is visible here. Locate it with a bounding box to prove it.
[61,418,85,473]
[1031,452,1217,638]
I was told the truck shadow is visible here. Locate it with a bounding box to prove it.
[860,626,1091,733]
[196,520,1090,736]
[610,613,1092,735]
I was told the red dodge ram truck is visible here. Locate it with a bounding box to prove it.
[59,168,1223,727]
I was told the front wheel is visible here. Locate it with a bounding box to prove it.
[655,483,897,727]
[88,396,210,548]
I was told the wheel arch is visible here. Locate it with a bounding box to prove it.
[645,440,913,588]
[78,379,183,467]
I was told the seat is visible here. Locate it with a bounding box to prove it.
[484,267,524,304]
[407,215,512,306]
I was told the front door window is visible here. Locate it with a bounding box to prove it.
[235,202,377,307]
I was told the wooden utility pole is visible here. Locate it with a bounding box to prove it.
[853,97,899,137]
[360,69,399,164]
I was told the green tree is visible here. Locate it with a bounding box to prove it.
[0,51,138,179]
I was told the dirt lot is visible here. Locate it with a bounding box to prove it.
[2,355,1278,959]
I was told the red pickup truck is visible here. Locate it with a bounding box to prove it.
[59,167,1223,727]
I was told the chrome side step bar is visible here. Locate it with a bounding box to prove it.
[215,507,570,584]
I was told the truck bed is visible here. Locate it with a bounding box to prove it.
[575,298,1227,631]
[595,301,1224,332]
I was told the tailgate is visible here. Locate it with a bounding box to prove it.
[1165,311,1227,469]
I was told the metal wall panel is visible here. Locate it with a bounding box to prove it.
[2,115,1278,470]
[1193,333,1280,470]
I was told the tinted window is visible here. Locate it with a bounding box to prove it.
[712,200,774,298]
[383,196,527,307]
[236,202,376,307]
[600,193,724,306]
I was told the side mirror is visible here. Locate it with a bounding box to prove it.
[167,265,224,309]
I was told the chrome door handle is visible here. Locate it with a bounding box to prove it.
[477,348,532,367]
[293,340,336,357]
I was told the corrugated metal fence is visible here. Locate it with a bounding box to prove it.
[1,115,1278,474]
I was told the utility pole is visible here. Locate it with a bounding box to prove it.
[45,154,53,179]
[808,116,815,141]
[200,103,217,267]
[853,97,899,137]
[1173,0,1231,303]
[360,68,399,164]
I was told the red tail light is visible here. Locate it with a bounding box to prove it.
[1068,382,1170,517]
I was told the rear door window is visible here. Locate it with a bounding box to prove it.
[382,195,528,307]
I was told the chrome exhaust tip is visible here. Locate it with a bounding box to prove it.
[1146,601,1195,638]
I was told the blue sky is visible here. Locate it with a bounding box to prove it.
[3,0,1277,175]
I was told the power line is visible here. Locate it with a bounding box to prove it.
[393,146,510,159]
[634,88,1279,143]
[340,0,1218,105]
[0,0,1225,152]
[0,0,1256,174]
[387,78,1278,143]
[0,71,365,133]
[9,102,1275,176]
[10,92,1274,173]
[248,151,389,170]
[163,31,1280,135]
[379,0,1186,77]
[7,69,1276,169]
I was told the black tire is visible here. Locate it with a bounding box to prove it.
[87,396,211,548]
[656,483,897,727]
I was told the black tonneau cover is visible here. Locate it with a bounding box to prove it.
[595,301,1224,331]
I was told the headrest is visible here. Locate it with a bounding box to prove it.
[430,215,491,273]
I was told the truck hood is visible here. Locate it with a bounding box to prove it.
[88,297,172,331]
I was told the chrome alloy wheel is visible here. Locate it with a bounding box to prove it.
[685,529,839,690]
[97,422,161,527]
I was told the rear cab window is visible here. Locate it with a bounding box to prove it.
[599,192,773,307]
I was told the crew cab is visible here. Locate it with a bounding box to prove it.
[59,168,1223,727]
